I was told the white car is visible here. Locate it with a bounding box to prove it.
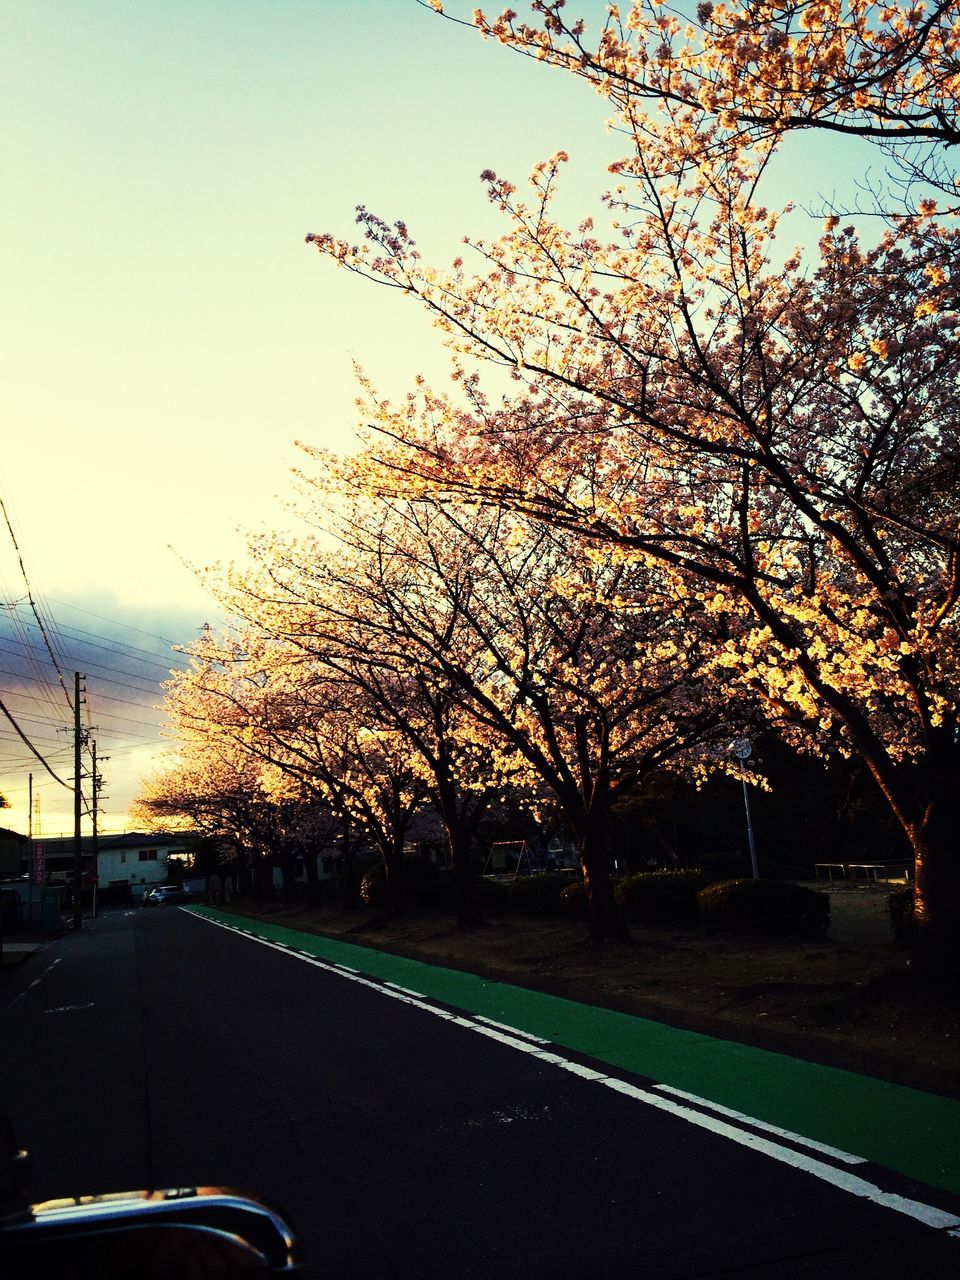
[143,885,189,906]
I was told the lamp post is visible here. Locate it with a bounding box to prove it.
[731,739,760,879]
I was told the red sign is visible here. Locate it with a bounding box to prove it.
[32,842,45,885]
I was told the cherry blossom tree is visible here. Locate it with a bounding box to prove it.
[453,0,960,207]
[228,550,506,925]
[309,3,959,983]
[169,630,433,914]
[231,472,736,937]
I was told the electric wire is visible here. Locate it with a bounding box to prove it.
[0,492,74,712]
[0,694,69,787]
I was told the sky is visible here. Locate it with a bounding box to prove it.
[0,0,864,838]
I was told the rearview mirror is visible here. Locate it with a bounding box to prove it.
[0,1186,301,1278]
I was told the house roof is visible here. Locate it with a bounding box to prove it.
[97,832,193,850]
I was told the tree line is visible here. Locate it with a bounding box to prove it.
[142,2,958,990]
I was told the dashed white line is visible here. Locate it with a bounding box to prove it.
[3,957,62,1010]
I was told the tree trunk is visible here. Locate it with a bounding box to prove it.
[236,851,253,899]
[382,840,406,917]
[576,806,628,941]
[338,822,359,910]
[254,855,276,902]
[909,760,960,992]
[302,848,323,907]
[448,824,481,927]
[279,850,297,905]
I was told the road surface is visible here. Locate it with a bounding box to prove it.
[2,905,959,1278]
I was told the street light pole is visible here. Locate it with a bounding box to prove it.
[742,779,759,880]
[731,739,760,879]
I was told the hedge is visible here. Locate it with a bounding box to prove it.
[697,878,830,938]
[360,856,437,908]
[506,872,570,917]
[614,869,709,928]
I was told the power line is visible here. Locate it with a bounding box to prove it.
[0,693,69,787]
[47,597,205,650]
[0,491,74,712]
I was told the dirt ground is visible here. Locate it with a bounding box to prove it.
[222,886,960,1098]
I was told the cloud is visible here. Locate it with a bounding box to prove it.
[0,592,218,836]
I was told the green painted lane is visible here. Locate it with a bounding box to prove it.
[192,907,960,1197]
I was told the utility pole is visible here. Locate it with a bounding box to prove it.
[90,740,108,920]
[27,772,33,927]
[72,672,86,931]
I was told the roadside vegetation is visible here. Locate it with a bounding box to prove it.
[139,2,958,996]
[214,869,960,1098]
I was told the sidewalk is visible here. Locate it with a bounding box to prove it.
[194,905,960,1200]
[0,940,45,968]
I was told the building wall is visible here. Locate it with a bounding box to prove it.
[98,847,170,896]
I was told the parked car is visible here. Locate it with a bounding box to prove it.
[143,886,189,906]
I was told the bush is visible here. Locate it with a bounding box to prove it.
[507,872,570,917]
[425,872,457,912]
[698,878,830,938]
[337,858,376,908]
[887,888,915,945]
[559,880,589,921]
[476,877,511,913]
[614,869,709,928]
[360,856,437,909]
[359,862,386,908]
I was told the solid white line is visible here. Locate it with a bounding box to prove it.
[474,1015,550,1044]
[191,913,960,1235]
[653,1084,868,1165]
[603,1078,960,1232]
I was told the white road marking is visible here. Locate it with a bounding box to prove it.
[652,1084,868,1164]
[43,1002,95,1014]
[3,957,62,1010]
[474,1014,550,1044]
[192,913,960,1235]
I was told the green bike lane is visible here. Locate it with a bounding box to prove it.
[192,906,960,1200]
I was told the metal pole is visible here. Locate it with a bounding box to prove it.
[27,772,33,928]
[742,779,759,879]
[91,740,98,920]
[72,672,83,931]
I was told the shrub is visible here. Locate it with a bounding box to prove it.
[337,858,376,908]
[698,878,830,938]
[476,877,511,913]
[507,872,570,917]
[887,888,915,945]
[359,862,386,908]
[360,856,437,909]
[614,869,709,928]
[425,872,457,912]
[559,880,589,921]
[399,855,437,905]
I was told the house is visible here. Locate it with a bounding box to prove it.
[0,827,29,879]
[16,831,193,904]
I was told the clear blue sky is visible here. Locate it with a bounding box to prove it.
[0,1,859,834]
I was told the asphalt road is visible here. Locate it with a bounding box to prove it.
[2,907,959,1279]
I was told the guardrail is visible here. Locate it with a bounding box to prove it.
[814,861,912,886]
